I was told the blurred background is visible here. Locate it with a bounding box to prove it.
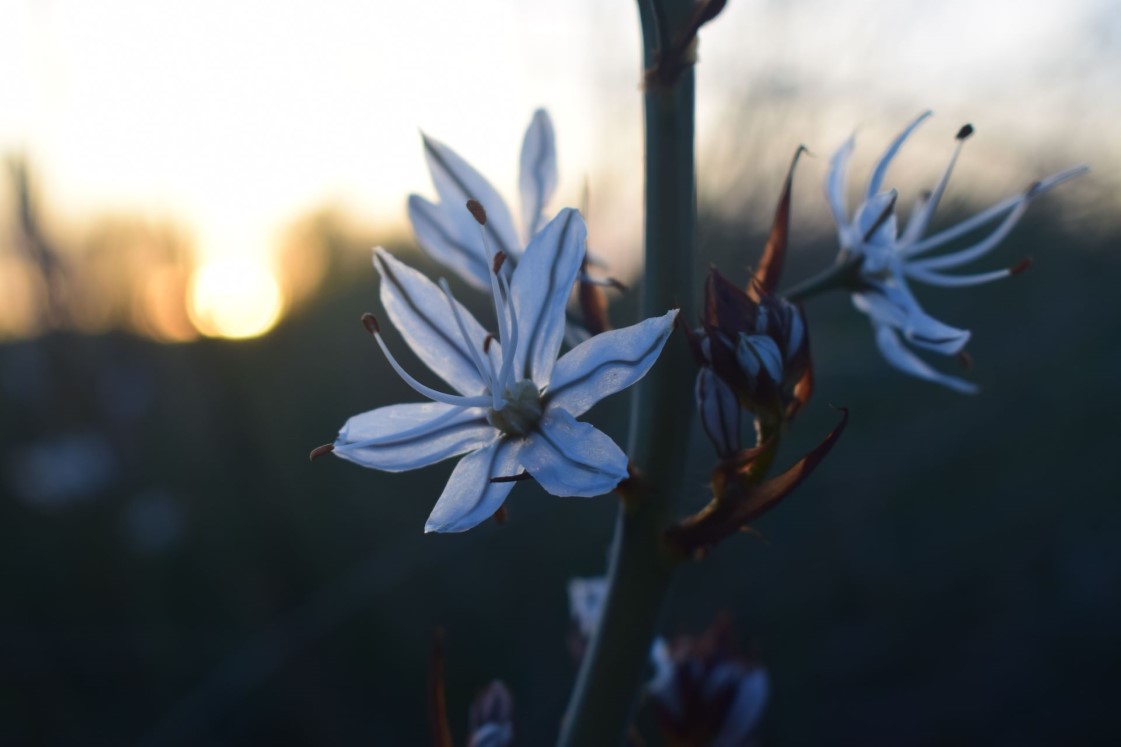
[2,0,1119,744]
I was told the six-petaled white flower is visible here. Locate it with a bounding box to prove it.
[827,111,1087,393]
[408,109,559,291]
[331,205,677,533]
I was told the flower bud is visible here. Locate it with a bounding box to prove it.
[696,367,742,459]
[468,681,514,747]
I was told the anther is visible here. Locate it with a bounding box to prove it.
[957,350,974,370]
[492,251,507,274]
[361,313,380,335]
[1009,257,1033,276]
[309,443,334,461]
[483,333,495,353]
[466,199,488,226]
[492,506,508,525]
[956,124,974,140]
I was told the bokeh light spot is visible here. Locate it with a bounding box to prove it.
[187,258,283,340]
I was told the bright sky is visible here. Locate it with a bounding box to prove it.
[0,0,1115,327]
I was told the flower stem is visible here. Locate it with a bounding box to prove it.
[557,2,697,744]
[782,255,863,303]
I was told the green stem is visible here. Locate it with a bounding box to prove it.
[557,2,697,745]
[783,255,863,303]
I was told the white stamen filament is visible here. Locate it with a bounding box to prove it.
[903,137,967,243]
[438,277,494,391]
[370,329,493,409]
[902,194,1024,257]
[494,269,520,397]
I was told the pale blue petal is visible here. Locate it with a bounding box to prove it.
[518,108,558,243]
[333,403,494,472]
[521,409,627,497]
[547,310,678,417]
[826,134,855,228]
[853,284,970,355]
[374,248,492,394]
[736,333,783,383]
[421,133,522,260]
[696,368,741,458]
[873,323,979,394]
[407,194,492,291]
[510,208,587,386]
[424,438,523,533]
[865,110,931,200]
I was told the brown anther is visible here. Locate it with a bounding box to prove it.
[309,443,334,461]
[492,506,508,525]
[607,277,628,292]
[1009,257,1033,276]
[492,251,507,274]
[466,199,488,226]
[361,313,380,335]
[957,350,974,370]
[956,123,975,140]
[483,333,495,353]
[490,472,532,484]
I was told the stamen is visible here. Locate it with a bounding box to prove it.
[956,124,974,140]
[492,251,507,274]
[494,269,520,393]
[438,278,493,389]
[309,443,334,461]
[904,265,1014,288]
[900,133,969,245]
[466,199,488,226]
[1009,257,1033,276]
[958,350,974,370]
[483,334,495,353]
[365,314,493,408]
[906,199,1030,271]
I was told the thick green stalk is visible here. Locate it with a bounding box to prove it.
[557,2,697,744]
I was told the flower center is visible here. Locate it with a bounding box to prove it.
[487,379,543,437]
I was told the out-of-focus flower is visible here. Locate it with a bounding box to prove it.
[7,431,117,509]
[468,681,514,747]
[650,617,769,747]
[567,575,608,641]
[409,109,558,291]
[827,111,1088,392]
[323,204,677,533]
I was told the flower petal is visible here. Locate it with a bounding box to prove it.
[407,194,492,291]
[865,110,931,200]
[696,368,741,458]
[826,134,855,231]
[510,208,587,385]
[713,668,769,746]
[873,323,979,394]
[518,108,558,243]
[374,248,492,395]
[333,403,494,472]
[547,310,678,417]
[424,438,524,533]
[853,284,970,355]
[521,409,627,497]
[421,133,522,260]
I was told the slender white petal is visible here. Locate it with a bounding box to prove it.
[866,110,931,200]
[334,403,494,472]
[826,134,856,230]
[873,323,979,394]
[853,285,971,355]
[900,193,1023,257]
[696,368,741,457]
[904,265,1012,288]
[424,438,524,533]
[421,132,522,260]
[407,195,492,291]
[374,248,492,395]
[906,199,1030,270]
[510,208,587,386]
[520,409,627,497]
[547,310,678,417]
[518,108,558,243]
[712,668,770,747]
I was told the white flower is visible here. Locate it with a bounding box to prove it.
[331,206,677,533]
[408,109,559,291]
[827,111,1087,393]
